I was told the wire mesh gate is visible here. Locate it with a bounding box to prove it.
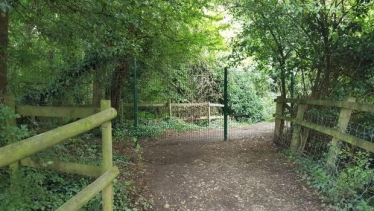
[123,59,228,144]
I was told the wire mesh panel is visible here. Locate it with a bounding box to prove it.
[8,55,228,143]
[114,60,227,143]
[275,98,374,207]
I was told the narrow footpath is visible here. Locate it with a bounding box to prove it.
[142,123,326,211]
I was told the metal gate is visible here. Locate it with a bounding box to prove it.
[122,59,228,144]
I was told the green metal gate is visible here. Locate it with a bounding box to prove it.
[125,58,228,144]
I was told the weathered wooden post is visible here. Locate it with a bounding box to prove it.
[274,96,284,145]
[290,103,307,154]
[101,100,114,211]
[4,94,19,172]
[326,97,355,171]
[208,102,211,126]
[168,99,172,118]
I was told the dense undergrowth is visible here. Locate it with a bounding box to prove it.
[0,104,152,210]
[286,148,374,211]
[0,136,153,211]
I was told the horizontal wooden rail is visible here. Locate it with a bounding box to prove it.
[171,102,208,107]
[0,108,117,168]
[275,98,374,113]
[209,103,224,107]
[275,114,374,153]
[56,167,119,211]
[16,105,100,118]
[122,103,166,107]
[20,158,102,177]
[181,115,224,121]
[122,102,224,108]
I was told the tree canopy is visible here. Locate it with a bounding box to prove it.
[0,0,373,109]
[228,0,374,101]
[0,0,228,110]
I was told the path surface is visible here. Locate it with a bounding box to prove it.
[142,122,325,211]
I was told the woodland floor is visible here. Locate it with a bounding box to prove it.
[117,122,328,211]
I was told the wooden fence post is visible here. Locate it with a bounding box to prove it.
[4,94,19,172]
[208,102,211,126]
[290,104,307,154]
[274,96,284,145]
[326,97,356,171]
[168,99,172,118]
[101,100,114,211]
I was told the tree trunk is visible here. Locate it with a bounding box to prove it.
[92,65,105,107]
[110,58,130,112]
[0,10,9,96]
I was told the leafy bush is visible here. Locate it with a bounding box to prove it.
[0,104,31,147]
[228,71,266,123]
[294,149,374,210]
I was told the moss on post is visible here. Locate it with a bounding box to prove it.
[290,104,307,154]
[326,97,356,171]
[101,100,114,211]
[0,108,117,168]
[20,158,102,177]
[56,167,119,211]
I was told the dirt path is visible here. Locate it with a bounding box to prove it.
[142,122,325,211]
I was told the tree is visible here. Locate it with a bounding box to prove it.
[1,0,226,111]
[229,0,374,100]
[0,2,9,95]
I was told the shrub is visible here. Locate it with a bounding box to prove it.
[294,149,374,210]
[228,72,266,123]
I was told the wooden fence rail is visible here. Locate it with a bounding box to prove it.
[1,97,118,211]
[121,101,224,124]
[0,108,116,167]
[274,96,374,169]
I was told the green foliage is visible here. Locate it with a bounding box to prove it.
[0,2,10,12]
[6,0,227,108]
[0,136,152,210]
[229,0,374,99]
[294,150,374,210]
[227,71,267,123]
[0,104,31,147]
[0,167,53,211]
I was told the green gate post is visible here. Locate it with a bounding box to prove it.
[133,58,139,148]
[224,67,228,141]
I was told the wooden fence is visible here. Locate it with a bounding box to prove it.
[274,96,374,169]
[1,96,118,211]
[121,101,224,124]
